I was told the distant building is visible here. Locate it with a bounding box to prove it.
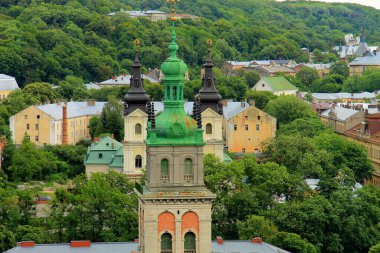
[252,77,298,96]
[294,63,332,77]
[10,100,106,146]
[0,74,19,100]
[344,113,380,187]
[107,9,197,22]
[224,101,277,154]
[98,74,159,88]
[84,82,101,90]
[312,92,376,103]
[334,42,378,60]
[252,65,296,77]
[320,105,365,134]
[344,33,361,45]
[349,51,380,75]
[222,60,297,75]
[84,136,123,176]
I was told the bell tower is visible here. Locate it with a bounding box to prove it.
[196,40,224,161]
[135,19,215,253]
[123,40,150,179]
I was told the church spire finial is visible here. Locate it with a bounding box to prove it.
[124,38,150,116]
[197,39,223,115]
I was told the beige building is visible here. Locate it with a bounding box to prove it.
[10,100,106,145]
[350,51,380,75]
[252,77,298,96]
[0,74,19,100]
[320,105,365,134]
[224,102,277,153]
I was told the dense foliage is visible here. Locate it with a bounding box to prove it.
[1,0,380,87]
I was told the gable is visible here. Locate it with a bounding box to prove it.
[202,108,223,118]
[127,108,148,117]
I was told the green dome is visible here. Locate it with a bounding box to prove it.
[160,27,188,78]
[155,105,197,139]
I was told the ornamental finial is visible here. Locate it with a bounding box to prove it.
[167,0,180,21]
[134,39,140,49]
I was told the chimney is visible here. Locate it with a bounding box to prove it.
[87,99,96,106]
[249,100,255,107]
[216,236,223,245]
[70,241,91,248]
[221,99,228,107]
[93,137,100,143]
[241,101,246,108]
[134,239,139,243]
[251,237,263,244]
[19,241,35,247]
[62,105,68,145]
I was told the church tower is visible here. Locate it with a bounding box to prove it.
[135,24,215,253]
[196,41,224,161]
[123,41,150,179]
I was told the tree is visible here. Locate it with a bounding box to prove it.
[277,117,326,138]
[269,232,318,253]
[100,97,124,141]
[237,215,278,240]
[370,242,380,253]
[243,71,260,88]
[296,66,320,90]
[330,61,349,78]
[245,90,277,110]
[89,116,105,140]
[264,95,317,125]
[0,225,16,252]
[22,82,58,104]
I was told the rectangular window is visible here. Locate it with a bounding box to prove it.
[24,115,28,119]
[234,124,237,131]
[26,124,30,130]
[257,116,261,120]
[35,136,39,141]
[35,124,39,130]
[245,125,249,131]
[256,124,260,131]
[245,116,248,120]
[242,148,246,153]
[37,115,40,119]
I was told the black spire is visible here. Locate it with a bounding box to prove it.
[197,39,223,115]
[124,39,150,116]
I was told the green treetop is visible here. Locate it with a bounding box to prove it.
[147,24,203,146]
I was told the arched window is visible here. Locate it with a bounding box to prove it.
[135,155,142,168]
[135,124,142,135]
[173,86,177,100]
[184,158,193,181]
[161,233,172,252]
[184,232,196,253]
[206,123,212,134]
[161,159,169,180]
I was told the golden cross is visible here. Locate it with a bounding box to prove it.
[134,39,140,48]
[166,0,180,20]
[206,39,213,48]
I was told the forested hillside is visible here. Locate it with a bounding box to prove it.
[1,0,380,86]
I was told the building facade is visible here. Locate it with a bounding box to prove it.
[10,101,105,145]
[252,77,298,96]
[0,74,19,100]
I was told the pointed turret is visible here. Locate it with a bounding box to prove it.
[124,39,150,116]
[197,39,223,115]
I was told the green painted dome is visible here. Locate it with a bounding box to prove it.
[160,28,188,79]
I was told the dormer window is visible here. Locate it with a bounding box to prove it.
[99,153,103,159]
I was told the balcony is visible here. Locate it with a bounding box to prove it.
[161,175,169,181]
[161,251,172,253]
[184,250,196,253]
[184,175,193,181]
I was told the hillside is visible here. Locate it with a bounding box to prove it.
[1,0,380,86]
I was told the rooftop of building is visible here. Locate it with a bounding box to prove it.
[257,77,298,91]
[350,51,380,66]
[320,106,362,121]
[98,74,159,86]
[84,136,123,165]
[312,92,376,100]
[0,74,20,91]
[254,65,296,73]
[35,101,106,120]
[4,240,290,253]
[300,63,332,70]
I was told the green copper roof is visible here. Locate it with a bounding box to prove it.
[110,148,124,168]
[84,137,122,165]
[147,24,203,147]
[262,77,298,91]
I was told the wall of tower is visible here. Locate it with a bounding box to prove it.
[201,109,224,161]
[123,109,148,178]
[146,145,205,191]
[138,197,213,253]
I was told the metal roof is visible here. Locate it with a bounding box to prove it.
[99,75,159,86]
[84,83,101,90]
[4,241,290,253]
[0,74,19,91]
[350,52,380,66]
[321,106,360,121]
[36,102,106,120]
[312,92,376,100]
[153,101,250,120]
[258,77,298,91]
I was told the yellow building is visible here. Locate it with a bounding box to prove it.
[349,52,380,75]
[224,101,277,153]
[10,100,106,146]
[0,74,19,100]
